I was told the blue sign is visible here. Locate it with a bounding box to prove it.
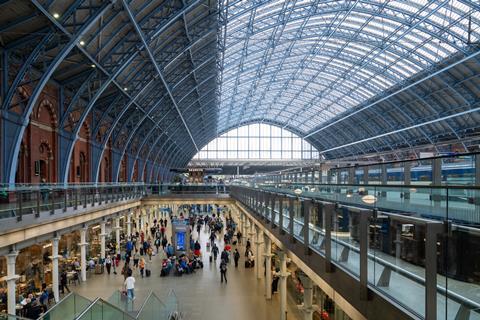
[176,232,185,251]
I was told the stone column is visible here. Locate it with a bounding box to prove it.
[278,251,291,320]
[140,210,145,231]
[248,219,256,248]
[241,214,246,240]
[301,277,314,320]
[254,226,264,279]
[79,228,88,282]
[147,207,152,227]
[52,237,61,302]
[263,235,273,300]
[114,217,121,254]
[100,221,107,260]
[126,213,132,237]
[5,250,19,315]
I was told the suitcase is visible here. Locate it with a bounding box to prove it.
[145,269,151,277]
[245,261,250,268]
[209,255,213,263]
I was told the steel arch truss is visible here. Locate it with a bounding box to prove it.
[218,0,480,137]
[0,0,219,183]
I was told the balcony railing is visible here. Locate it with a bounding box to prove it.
[230,184,480,320]
[0,183,229,221]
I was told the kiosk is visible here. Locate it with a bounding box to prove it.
[171,218,191,256]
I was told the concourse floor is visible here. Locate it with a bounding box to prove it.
[69,215,302,320]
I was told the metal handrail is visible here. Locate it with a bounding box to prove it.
[233,186,480,316]
[37,291,75,319]
[75,297,136,320]
[259,182,480,190]
[135,290,154,316]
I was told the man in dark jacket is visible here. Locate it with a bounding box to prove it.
[220,259,227,283]
[220,249,229,263]
[233,249,240,268]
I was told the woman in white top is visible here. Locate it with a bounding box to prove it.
[124,271,135,300]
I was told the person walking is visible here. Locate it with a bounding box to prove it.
[139,257,145,278]
[60,270,70,294]
[220,249,229,263]
[124,270,135,301]
[220,259,228,283]
[212,243,219,261]
[154,237,161,254]
[233,249,240,268]
[105,255,112,275]
[236,231,242,244]
[133,250,140,269]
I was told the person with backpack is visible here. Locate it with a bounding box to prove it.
[233,249,240,268]
[220,259,228,283]
[220,249,229,263]
[194,240,201,257]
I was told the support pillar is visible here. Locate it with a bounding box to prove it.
[300,277,314,320]
[254,226,264,279]
[264,235,273,300]
[114,217,121,255]
[79,228,88,282]
[52,237,61,302]
[5,250,19,315]
[140,210,145,231]
[278,251,290,320]
[126,213,132,237]
[248,219,256,247]
[100,221,107,260]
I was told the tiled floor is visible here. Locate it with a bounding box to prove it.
[69,214,302,320]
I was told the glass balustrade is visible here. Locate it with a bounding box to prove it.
[232,185,480,320]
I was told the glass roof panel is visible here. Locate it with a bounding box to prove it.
[217,0,480,135]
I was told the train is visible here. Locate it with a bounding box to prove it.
[338,161,476,185]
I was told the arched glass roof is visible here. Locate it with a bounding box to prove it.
[193,123,319,160]
[218,0,480,135]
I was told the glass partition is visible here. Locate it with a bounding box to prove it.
[136,292,167,320]
[231,183,480,320]
[40,292,91,320]
[76,299,135,320]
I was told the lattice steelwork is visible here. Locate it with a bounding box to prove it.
[218,0,480,135]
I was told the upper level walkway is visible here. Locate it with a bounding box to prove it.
[230,185,480,320]
[0,183,230,254]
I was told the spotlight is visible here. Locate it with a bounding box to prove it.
[53,13,60,19]
[79,40,85,46]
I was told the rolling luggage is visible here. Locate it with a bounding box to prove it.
[145,269,151,277]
